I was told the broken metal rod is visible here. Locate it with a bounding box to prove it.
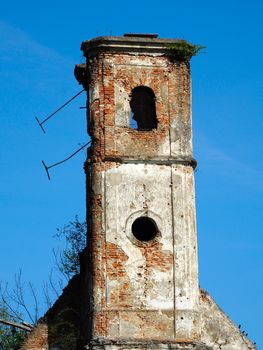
[35,88,85,133]
[42,140,91,180]
[0,318,33,332]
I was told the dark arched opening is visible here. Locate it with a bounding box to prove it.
[130,86,157,131]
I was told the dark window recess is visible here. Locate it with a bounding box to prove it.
[132,217,158,242]
[130,86,157,130]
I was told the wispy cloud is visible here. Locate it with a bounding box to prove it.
[0,21,73,66]
[0,21,76,93]
[195,134,263,191]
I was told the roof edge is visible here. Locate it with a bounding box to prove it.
[80,36,192,58]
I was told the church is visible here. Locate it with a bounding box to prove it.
[22,34,256,350]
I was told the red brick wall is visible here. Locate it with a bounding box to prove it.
[21,323,48,350]
[87,53,191,161]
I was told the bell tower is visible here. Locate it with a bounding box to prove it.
[78,34,202,349]
[19,33,257,350]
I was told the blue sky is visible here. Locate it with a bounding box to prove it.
[0,0,262,347]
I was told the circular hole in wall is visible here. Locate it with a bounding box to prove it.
[132,217,158,242]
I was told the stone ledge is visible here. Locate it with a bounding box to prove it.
[81,36,190,58]
[85,338,212,350]
[85,157,197,168]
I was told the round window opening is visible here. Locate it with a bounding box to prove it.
[132,217,158,242]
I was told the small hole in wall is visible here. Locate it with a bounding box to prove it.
[132,217,158,242]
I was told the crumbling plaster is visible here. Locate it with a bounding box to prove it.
[199,290,255,350]
[93,163,199,340]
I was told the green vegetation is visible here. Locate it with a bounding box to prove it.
[48,307,81,350]
[167,40,205,61]
[0,304,27,350]
[0,216,86,349]
[54,216,87,280]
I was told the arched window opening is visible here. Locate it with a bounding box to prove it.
[130,86,157,131]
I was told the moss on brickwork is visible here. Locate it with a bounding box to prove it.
[21,273,87,350]
[47,308,80,350]
[45,275,83,350]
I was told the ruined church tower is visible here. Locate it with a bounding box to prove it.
[76,34,256,350]
[80,34,199,346]
[20,34,257,350]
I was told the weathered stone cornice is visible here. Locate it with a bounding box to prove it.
[81,35,190,58]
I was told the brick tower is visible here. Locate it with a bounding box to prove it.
[74,34,256,350]
[18,33,257,350]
